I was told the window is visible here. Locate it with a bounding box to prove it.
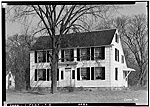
[115,33,119,43]
[121,55,124,63]
[35,51,46,63]
[115,48,119,62]
[77,68,90,80]
[81,68,90,80]
[61,70,63,80]
[35,69,50,81]
[81,48,90,60]
[115,68,118,80]
[95,47,105,60]
[64,49,74,61]
[38,69,46,81]
[95,67,105,80]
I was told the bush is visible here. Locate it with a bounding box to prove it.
[65,86,75,92]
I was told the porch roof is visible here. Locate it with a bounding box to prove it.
[123,67,136,72]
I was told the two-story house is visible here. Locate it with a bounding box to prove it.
[30,29,135,88]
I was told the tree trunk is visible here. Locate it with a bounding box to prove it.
[51,50,58,94]
[51,33,59,94]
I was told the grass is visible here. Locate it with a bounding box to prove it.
[6,89,148,105]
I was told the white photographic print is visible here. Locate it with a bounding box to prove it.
[4,1,148,106]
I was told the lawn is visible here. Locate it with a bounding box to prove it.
[6,89,148,105]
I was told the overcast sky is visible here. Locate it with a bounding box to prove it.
[6,2,147,37]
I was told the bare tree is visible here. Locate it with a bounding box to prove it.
[96,14,148,87]
[122,14,148,86]
[7,5,120,93]
[6,34,35,90]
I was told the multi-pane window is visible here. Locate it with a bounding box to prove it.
[77,67,90,80]
[121,55,124,63]
[61,49,74,62]
[115,48,119,62]
[115,68,118,80]
[37,51,46,63]
[35,69,51,81]
[95,67,105,80]
[115,33,119,43]
[81,48,90,60]
[37,69,46,81]
[35,50,51,63]
[95,47,105,60]
[64,49,74,61]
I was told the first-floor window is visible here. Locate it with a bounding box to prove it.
[77,67,90,80]
[38,69,46,81]
[35,69,51,81]
[95,67,105,80]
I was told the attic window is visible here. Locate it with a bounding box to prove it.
[115,33,119,43]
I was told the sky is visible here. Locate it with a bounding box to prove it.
[6,2,147,37]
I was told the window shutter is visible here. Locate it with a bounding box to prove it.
[91,47,94,60]
[101,67,105,80]
[102,47,105,59]
[72,70,75,79]
[61,70,63,80]
[57,69,59,81]
[61,50,64,62]
[87,48,90,60]
[77,68,80,80]
[91,67,94,80]
[47,51,50,62]
[87,67,90,80]
[71,49,74,61]
[35,51,37,63]
[43,51,46,62]
[47,69,49,81]
[118,50,119,62]
[77,48,80,61]
[35,69,37,81]
[43,69,46,81]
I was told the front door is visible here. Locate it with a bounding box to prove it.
[65,68,71,86]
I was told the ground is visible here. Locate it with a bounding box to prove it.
[6,89,148,105]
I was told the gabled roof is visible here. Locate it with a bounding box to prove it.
[31,29,116,50]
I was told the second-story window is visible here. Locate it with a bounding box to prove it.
[81,48,90,60]
[95,47,105,60]
[64,49,74,61]
[37,51,46,63]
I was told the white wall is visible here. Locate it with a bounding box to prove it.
[110,30,128,87]
[30,46,112,87]
[6,73,15,89]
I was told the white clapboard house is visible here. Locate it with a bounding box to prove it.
[30,29,135,88]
